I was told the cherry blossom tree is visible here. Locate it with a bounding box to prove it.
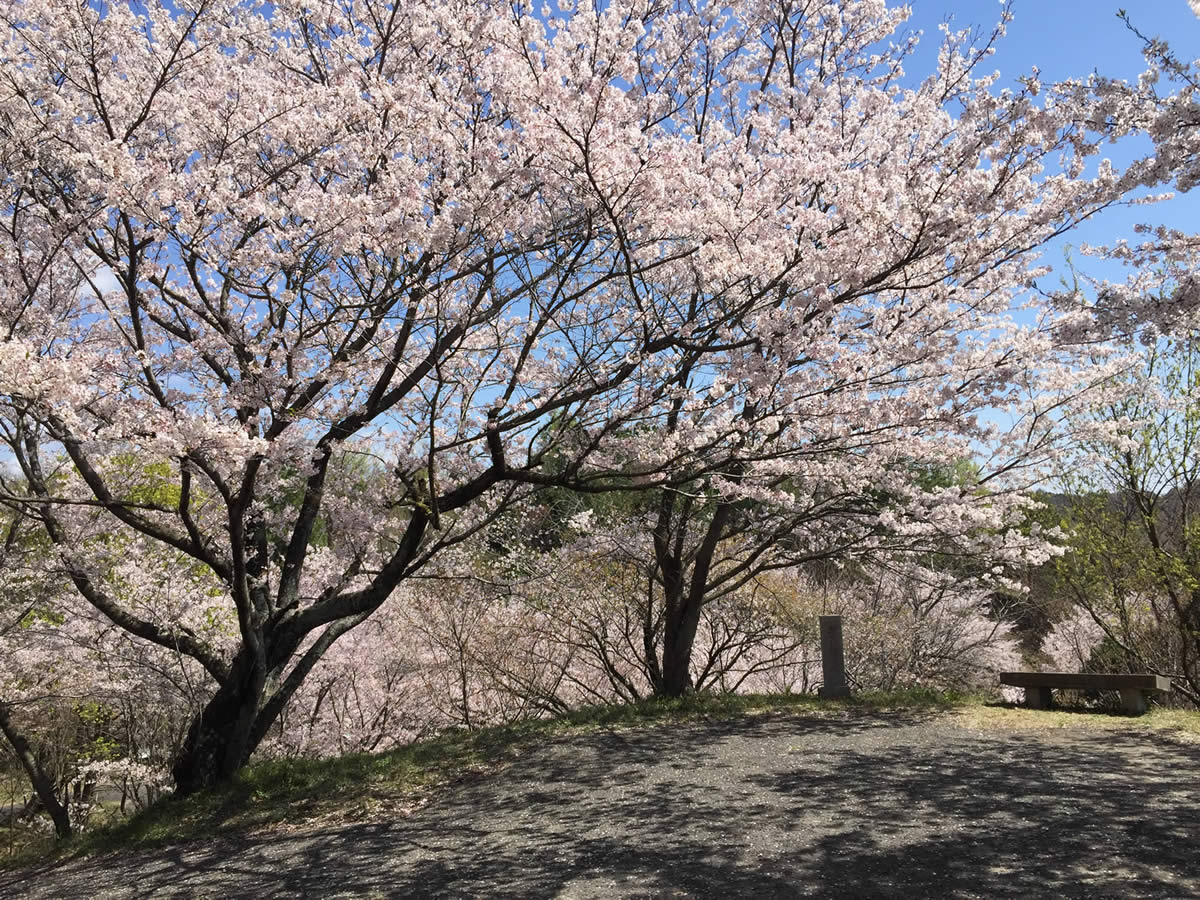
[0,0,1156,792]
[484,515,813,702]
[1060,7,1200,340]
[1038,604,1105,674]
[773,563,1023,693]
[0,510,76,839]
[1011,6,1200,702]
[628,457,1056,697]
[0,498,214,836]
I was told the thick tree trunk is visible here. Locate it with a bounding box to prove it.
[0,702,71,839]
[650,493,689,697]
[171,602,386,794]
[171,667,267,796]
[171,619,330,795]
[659,602,704,697]
[651,496,733,698]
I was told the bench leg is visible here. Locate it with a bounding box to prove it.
[1026,686,1052,709]
[1120,689,1148,715]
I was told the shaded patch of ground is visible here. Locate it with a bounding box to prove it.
[3,709,1198,898]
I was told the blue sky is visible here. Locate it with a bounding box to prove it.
[892,1,1199,447]
[909,0,1195,84]
[905,1,1200,286]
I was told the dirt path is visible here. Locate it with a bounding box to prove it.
[4,710,1199,899]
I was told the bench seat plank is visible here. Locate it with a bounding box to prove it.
[999,672,1170,692]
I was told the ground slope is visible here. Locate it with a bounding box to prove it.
[4,709,1198,899]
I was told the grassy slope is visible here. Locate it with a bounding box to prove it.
[6,690,1199,870]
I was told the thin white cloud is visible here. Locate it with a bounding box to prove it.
[87,266,122,296]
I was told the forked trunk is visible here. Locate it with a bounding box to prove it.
[172,669,266,796]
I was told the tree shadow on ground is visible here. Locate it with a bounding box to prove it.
[5,711,1198,899]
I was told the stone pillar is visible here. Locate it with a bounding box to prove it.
[1026,686,1052,709]
[1119,689,1148,715]
[818,615,850,699]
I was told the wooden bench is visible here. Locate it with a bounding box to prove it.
[999,672,1172,714]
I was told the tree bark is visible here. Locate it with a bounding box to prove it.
[0,702,72,839]
[650,493,687,696]
[171,662,267,796]
[170,612,364,794]
[653,497,734,698]
[660,601,704,697]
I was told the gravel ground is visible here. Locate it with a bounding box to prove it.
[3,710,1199,899]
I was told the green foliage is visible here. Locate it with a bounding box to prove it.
[107,456,181,508]
[1046,337,1200,693]
[908,458,982,493]
[74,703,120,763]
[19,607,65,628]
